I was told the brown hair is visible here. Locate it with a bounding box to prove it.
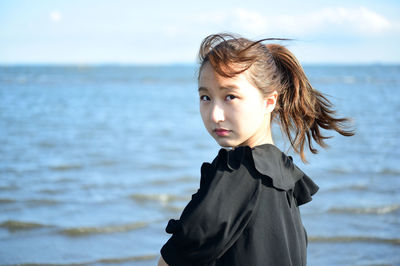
[198,33,354,162]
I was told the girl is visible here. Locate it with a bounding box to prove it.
[158,34,354,266]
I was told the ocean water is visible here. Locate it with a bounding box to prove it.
[0,64,399,266]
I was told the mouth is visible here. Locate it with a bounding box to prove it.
[214,128,231,137]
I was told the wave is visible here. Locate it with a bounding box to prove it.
[0,198,16,204]
[130,193,188,204]
[149,175,196,185]
[27,199,61,206]
[37,141,55,148]
[59,221,148,237]
[39,189,64,195]
[0,220,148,236]
[380,168,400,175]
[0,198,60,206]
[328,167,400,175]
[325,184,368,192]
[13,254,158,266]
[144,163,176,170]
[328,204,400,215]
[54,177,76,183]
[94,160,118,166]
[309,236,400,245]
[7,263,86,266]
[0,220,49,232]
[49,164,83,171]
[0,184,19,191]
[164,205,184,213]
[96,254,158,263]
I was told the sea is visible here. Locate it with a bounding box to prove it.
[0,64,399,266]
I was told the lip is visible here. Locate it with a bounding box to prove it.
[214,128,231,137]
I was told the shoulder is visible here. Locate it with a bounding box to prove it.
[200,146,256,183]
[196,147,262,201]
[201,144,289,187]
[252,144,320,205]
[201,144,319,206]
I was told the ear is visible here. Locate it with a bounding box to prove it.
[264,91,278,113]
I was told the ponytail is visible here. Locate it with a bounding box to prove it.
[198,34,354,162]
[267,44,354,162]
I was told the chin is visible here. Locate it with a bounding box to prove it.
[214,138,237,148]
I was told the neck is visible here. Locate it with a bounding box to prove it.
[248,115,274,148]
[237,122,274,148]
[247,129,274,148]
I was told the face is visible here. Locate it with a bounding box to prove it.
[198,62,275,148]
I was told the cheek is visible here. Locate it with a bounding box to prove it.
[199,105,207,118]
[237,101,265,127]
[199,105,210,126]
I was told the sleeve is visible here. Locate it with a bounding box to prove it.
[293,173,319,206]
[160,158,261,266]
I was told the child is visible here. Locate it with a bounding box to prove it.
[158,34,354,266]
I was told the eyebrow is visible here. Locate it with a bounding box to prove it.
[198,86,208,93]
[198,85,239,93]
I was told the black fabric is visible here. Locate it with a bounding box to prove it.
[161,144,319,266]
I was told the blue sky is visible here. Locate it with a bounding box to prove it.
[0,0,399,64]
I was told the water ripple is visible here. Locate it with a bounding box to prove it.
[0,198,16,204]
[59,221,148,237]
[0,220,49,232]
[130,193,189,204]
[328,204,400,215]
[5,254,158,266]
[309,236,400,245]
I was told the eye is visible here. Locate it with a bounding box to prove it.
[225,94,236,101]
[200,95,210,101]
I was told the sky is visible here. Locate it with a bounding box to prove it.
[0,0,399,65]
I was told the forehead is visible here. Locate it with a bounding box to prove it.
[199,63,252,90]
[198,63,264,100]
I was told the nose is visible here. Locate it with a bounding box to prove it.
[211,103,225,123]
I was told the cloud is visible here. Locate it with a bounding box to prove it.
[49,10,62,22]
[181,6,395,37]
[231,8,267,35]
[351,7,391,33]
[278,6,392,36]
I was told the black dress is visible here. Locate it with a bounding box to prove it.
[161,144,319,266]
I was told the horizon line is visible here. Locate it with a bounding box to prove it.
[1,61,399,67]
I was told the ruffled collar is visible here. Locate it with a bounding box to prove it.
[218,144,308,191]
